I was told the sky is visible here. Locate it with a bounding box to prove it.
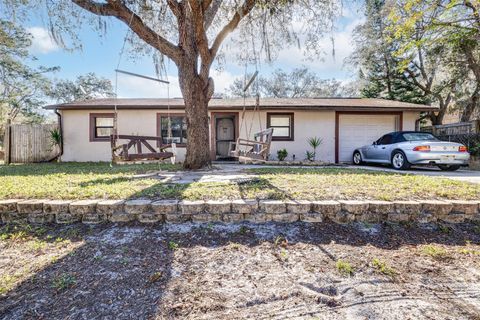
[24,3,365,100]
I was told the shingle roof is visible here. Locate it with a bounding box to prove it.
[44,97,437,111]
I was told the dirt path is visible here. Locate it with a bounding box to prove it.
[1,222,479,319]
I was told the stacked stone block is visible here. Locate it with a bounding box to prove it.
[0,198,477,225]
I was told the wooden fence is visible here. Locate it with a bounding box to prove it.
[422,120,480,135]
[4,123,60,164]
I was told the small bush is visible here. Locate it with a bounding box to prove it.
[308,136,323,161]
[277,148,288,161]
[52,273,76,292]
[168,241,178,250]
[305,151,315,161]
[372,258,396,276]
[336,260,354,276]
[50,128,62,147]
[422,245,448,259]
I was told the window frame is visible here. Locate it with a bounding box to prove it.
[156,113,187,147]
[89,113,115,142]
[266,112,294,141]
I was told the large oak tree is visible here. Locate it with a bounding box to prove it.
[2,0,339,169]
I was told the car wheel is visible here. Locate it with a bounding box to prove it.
[391,151,410,170]
[438,165,460,171]
[352,151,363,165]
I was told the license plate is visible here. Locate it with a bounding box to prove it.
[440,155,455,162]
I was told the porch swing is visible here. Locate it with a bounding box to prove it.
[110,69,177,163]
[229,71,273,162]
[109,14,176,164]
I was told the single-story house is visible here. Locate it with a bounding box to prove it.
[44,98,436,163]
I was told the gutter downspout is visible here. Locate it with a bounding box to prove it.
[54,109,64,158]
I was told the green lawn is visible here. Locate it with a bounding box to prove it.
[0,163,479,201]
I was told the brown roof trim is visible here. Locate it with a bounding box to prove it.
[44,97,438,112]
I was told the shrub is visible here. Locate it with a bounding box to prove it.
[305,150,315,161]
[277,148,288,161]
[308,136,323,161]
[372,258,396,276]
[50,128,62,147]
[336,259,354,276]
[422,244,448,259]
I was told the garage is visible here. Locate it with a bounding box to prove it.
[337,112,401,163]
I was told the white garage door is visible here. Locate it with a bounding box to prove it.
[338,114,400,163]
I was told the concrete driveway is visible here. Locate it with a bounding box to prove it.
[349,164,480,184]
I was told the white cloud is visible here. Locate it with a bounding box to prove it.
[211,69,237,94]
[274,17,364,79]
[27,27,60,54]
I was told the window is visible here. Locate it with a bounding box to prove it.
[377,134,393,145]
[267,113,294,141]
[159,115,187,145]
[89,113,114,142]
[402,132,438,141]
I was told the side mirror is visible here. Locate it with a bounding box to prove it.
[373,141,377,145]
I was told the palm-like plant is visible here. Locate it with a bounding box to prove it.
[305,150,315,161]
[308,136,322,161]
[50,128,62,147]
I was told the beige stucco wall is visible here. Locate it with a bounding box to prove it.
[59,109,420,163]
[235,110,336,162]
[61,109,187,162]
[403,111,419,131]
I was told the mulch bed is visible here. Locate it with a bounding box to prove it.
[0,221,480,319]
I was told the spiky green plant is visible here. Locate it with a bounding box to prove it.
[308,137,322,161]
[305,150,315,161]
[50,128,62,147]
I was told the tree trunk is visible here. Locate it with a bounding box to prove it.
[178,63,212,170]
[461,88,480,122]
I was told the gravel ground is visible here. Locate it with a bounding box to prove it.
[1,221,480,319]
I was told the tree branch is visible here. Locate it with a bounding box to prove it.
[72,0,182,63]
[188,0,211,65]
[405,68,429,93]
[166,0,181,19]
[205,0,223,30]
[210,0,256,58]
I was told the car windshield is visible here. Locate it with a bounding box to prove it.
[402,133,438,141]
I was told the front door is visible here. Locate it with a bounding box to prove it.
[216,117,235,158]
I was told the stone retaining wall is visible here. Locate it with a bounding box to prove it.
[1,199,479,225]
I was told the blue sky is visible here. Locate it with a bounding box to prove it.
[25,3,364,99]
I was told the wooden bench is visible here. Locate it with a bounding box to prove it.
[111,135,174,162]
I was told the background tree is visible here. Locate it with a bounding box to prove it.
[0,19,57,145]
[49,73,115,103]
[349,0,471,125]
[228,67,359,98]
[2,0,341,169]
[348,0,429,105]
[387,0,480,124]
